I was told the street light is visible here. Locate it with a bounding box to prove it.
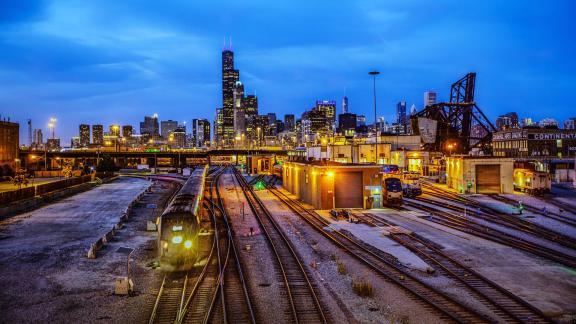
[369,71,380,164]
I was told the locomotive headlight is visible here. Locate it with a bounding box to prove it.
[184,240,192,249]
[172,235,183,244]
[162,242,168,249]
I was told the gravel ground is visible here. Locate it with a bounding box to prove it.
[371,207,576,322]
[0,177,177,323]
[256,185,444,323]
[218,172,307,323]
[414,194,576,258]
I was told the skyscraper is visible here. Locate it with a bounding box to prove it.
[424,91,437,107]
[221,46,240,147]
[342,96,349,114]
[193,119,211,148]
[140,114,160,139]
[233,81,246,137]
[315,100,336,131]
[32,129,43,148]
[79,124,90,147]
[92,125,103,145]
[396,101,407,131]
[109,124,120,137]
[122,125,133,138]
[161,120,178,139]
[284,114,295,131]
[495,112,519,130]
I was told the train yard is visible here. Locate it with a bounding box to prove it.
[0,165,575,323]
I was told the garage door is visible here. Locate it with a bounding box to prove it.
[335,172,363,208]
[476,165,500,194]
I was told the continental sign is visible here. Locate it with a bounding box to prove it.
[493,131,576,141]
[529,133,576,140]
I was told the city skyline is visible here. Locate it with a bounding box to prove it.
[1,1,575,142]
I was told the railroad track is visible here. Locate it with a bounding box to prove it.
[233,168,329,324]
[419,186,576,251]
[211,167,256,324]
[355,212,550,323]
[403,198,576,269]
[266,185,489,323]
[489,194,576,227]
[150,167,255,324]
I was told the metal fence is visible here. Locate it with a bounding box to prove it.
[0,187,36,205]
[1,174,98,205]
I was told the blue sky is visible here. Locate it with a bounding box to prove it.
[1,0,575,143]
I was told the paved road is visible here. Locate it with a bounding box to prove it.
[0,177,151,322]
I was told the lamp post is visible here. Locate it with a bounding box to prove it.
[369,71,380,164]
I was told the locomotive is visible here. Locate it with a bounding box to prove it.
[513,161,551,195]
[383,177,403,206]
[158,165,207,270]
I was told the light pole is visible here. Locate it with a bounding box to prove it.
[369,71,380,164]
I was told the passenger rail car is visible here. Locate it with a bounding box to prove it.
[158,165,207,270]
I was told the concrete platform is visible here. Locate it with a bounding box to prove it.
[316,210,431,272]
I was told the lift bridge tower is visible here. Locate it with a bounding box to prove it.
[410,73,496,154]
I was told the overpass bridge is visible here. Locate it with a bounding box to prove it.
[18,149,293,171]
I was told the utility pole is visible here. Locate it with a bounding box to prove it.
[369,71,380,164]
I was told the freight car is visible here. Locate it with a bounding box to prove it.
[158,165,207,270]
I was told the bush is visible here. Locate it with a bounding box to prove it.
[352,277,374,297]
[337,260,347,275]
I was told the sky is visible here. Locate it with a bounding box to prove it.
[1,0,575,143]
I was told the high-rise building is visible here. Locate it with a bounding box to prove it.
[122,125,133,138]
[71,136,80,148]
[79,124,90,147]
[193,119,211,148]
[284,114,295,132]
[244,94,258,118]
[396,101,407,133]
[315,100,336,130]
[410,104,418,115]
[215,108,223,146]
[539,118,559,128]
[140,114,160,139]
[221,47,240,147]
[564,117,576,130]
[0,120,19,169]
[342,96,349,114]
[338,113,357,137]
[356,115,366,127]
[161,120,178,139]
[233,81,246,138]
[172,126,187,148]
[109,124,121,137]
[521,118,534,128]
[251,115,269,147]
[495,112,519,131]
[424,91,437,107]
[92,125,104,145]
[46,138,60,151]
[32,129,43,148]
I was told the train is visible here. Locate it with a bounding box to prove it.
[513,166,551,196]
[381,164,403,206]
[158,165,207,270]
[382,177,403,206]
